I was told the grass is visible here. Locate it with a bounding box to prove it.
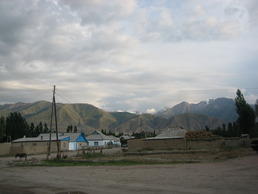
[82,152,104,159]
[48,159,199,166]
[13,158,199,167]
[0,154,12,157]
[11,147,255,167]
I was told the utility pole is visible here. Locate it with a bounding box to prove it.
[47,97,54,160]
[47,85,61,160]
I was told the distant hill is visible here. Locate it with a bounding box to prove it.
[0,98,236,134]
[165,113,223,130]
[114,114,168,133]
[157,98,238,122]
[114,113,223,133]
[0,101,120,133]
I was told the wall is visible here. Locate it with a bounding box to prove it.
[224,137,250,147]
[10,141,69,155]
[76,142,88,150]
[0,143,11,156]
[127,137,244,152]
[1,141,88,155]
[128,138,187,152]
[186,138,224,150]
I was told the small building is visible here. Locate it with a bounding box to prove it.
[87,130,121,147]
[61,133,88,151]
[12,132,88,154]
[109,135,121,146]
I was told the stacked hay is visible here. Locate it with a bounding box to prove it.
[185,131,214,139]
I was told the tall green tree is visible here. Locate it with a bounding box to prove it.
[38,122,43,133]
[235,89,256,135]
[66,125,73,133]
[34,122,43,137]
[0,116,6,142]
[6,112,28,141]
[74,126,78,133]
[28,122,35,137]
[43,123,49,133]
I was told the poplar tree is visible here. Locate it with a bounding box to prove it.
[235,89,255,135]
[0,116,6,142]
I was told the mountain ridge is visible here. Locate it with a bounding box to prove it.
[156,97,238,122]
[0,98,237,133]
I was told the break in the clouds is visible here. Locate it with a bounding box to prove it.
[0,0,258,112]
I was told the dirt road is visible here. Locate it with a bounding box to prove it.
[0,155,258,194]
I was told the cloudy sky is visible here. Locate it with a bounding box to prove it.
[0,0,258,113]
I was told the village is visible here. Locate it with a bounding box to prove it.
[0,126,258,194]
[0,126,256,160]
[1,0,258,193]
[0,87,257,194]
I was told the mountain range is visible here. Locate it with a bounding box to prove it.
[0,98,238,134]
[157,98,238,122]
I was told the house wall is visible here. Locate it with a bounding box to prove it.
[76,142,88,149]
[113,141,121,146]
[127,137,245,152]
[69,142,77,151]
[0,143,11,156]
[88,140,111,147]
[10,141,69,155]
[68,142,88,150]
[61,141,69,151]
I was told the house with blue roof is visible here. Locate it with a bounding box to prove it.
[12,132,88,153]
[61,132,88,150]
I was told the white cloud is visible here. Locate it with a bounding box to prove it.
[146,108,157,114]
[0,0,257,111]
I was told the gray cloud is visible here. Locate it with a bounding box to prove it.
[60,0,136,25]
[0,0,257,112]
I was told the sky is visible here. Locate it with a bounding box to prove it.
[0,0,258,113]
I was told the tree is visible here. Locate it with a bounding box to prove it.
[227,122,233,137]
[34,124,41,137]
[235,89,256,135]
[0,116,6,142]
[6,112,28,141]
[66,125,73,133]
[37,122,43,134]
[28,122,35,137]
[43,123,49,133]
[74,126,78,133]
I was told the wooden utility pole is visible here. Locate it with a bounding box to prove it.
[47,85,61,160]
[47,96,54,160]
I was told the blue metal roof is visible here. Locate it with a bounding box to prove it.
[58,133,88,142]
[61,136,70,141]
[75,133,88,142]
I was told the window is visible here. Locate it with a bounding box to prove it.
[94,142,98,146]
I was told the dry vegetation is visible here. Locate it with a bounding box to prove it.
[10,147,256,167]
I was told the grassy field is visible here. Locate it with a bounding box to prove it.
[10,147,256,167]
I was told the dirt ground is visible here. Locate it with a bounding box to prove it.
[0,155,258,194]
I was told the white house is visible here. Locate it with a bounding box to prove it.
[87,130,121,147]
[12,132,88,151]
[61,133,88,151]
